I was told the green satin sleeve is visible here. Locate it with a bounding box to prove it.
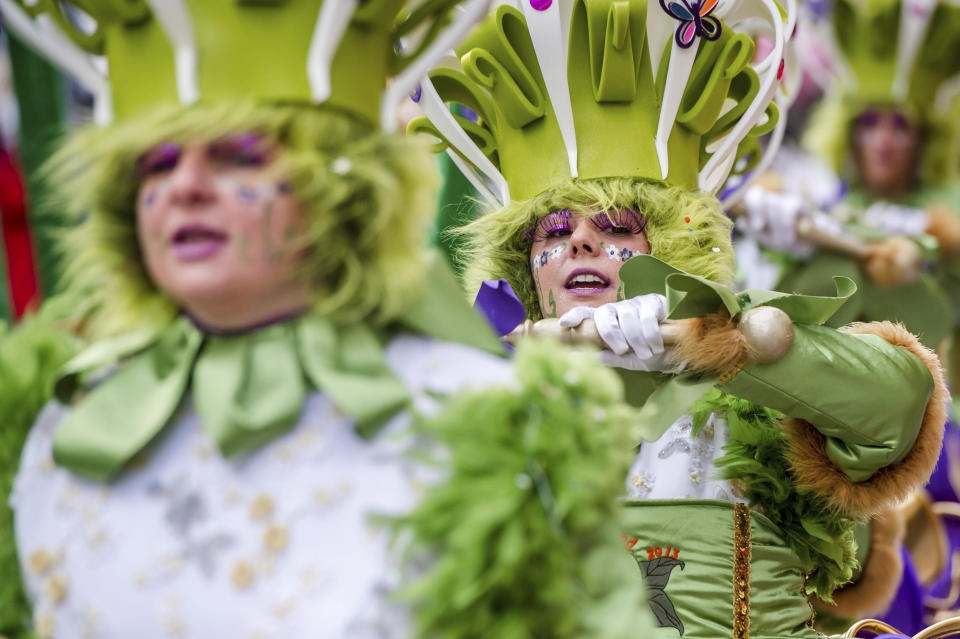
[720,324,935,482]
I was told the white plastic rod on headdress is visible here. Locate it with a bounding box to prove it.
[719,0,798,205]
[799,11,848,91]
[144,0,199,106]
[416,73,511,203]
[0,0,113,123]
[519,0,579,177]
[892,0,936,100]
[646,4,675,84]
[654,42,698,180]
[382,0,492,132]
[698,0,783,193]
[308,0,359,104]
[935,73,960,112]
[720,95,786,206]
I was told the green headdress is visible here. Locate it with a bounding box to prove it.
[804,0,960,184]
[1,0,489,129]
[406,0,789,316]
[408,0,790,204]
[1,0,490,337]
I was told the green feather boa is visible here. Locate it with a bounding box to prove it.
[0,317,79,638]
[393,339,653,638]
[691,388,859,600]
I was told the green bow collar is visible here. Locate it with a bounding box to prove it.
[51,256,505,483]
[52,314,415,482]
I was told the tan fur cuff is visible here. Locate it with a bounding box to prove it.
[814,507,905,618]
[927,204,960,259]
[668,311,749,378]
[785,321,949,516]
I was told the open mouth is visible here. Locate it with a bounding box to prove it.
[564,268,611,294]
[171,224,228,260]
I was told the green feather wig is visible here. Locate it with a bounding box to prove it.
[454,177,735,320]
[44,101,438,340]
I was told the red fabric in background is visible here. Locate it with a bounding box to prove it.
[0,147,40,318]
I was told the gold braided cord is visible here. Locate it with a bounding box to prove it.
[733,503,752,639]
[914,616,960,639]
[839,619,903,637]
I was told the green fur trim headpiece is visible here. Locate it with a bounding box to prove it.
[1,0,487,130]
[407,0,790,205]
[456,177,735,320]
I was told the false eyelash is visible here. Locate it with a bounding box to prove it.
[590,208,648,234]
[524,210,571,241]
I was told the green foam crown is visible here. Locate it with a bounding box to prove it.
[408,0,788,203]
[829,0,960,115]
[2,0,485,128]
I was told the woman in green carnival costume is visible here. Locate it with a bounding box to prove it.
[0,2,661,639]
[409,0,950,636]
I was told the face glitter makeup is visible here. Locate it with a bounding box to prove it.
[237,187,258,204]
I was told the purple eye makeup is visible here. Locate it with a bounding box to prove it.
[525,208,648,241]
[856,109,881,128]
[208,133,272,168]
[138,143,182,178]
[525,210,572,241]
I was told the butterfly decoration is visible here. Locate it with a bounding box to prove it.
[659,0,722,49]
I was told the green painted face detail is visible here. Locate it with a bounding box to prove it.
[546,289,558,318]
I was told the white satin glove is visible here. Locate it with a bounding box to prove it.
[559,294,670,371]
[739,186,814,257]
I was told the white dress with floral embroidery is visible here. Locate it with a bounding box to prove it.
[11,335,513,639]
[624,412,747,504]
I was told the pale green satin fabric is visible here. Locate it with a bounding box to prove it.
[617,254,936,482]
[621,500,819,639]
[722,325,934,481]
[618,254,858,442]
[52,314,412,482]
